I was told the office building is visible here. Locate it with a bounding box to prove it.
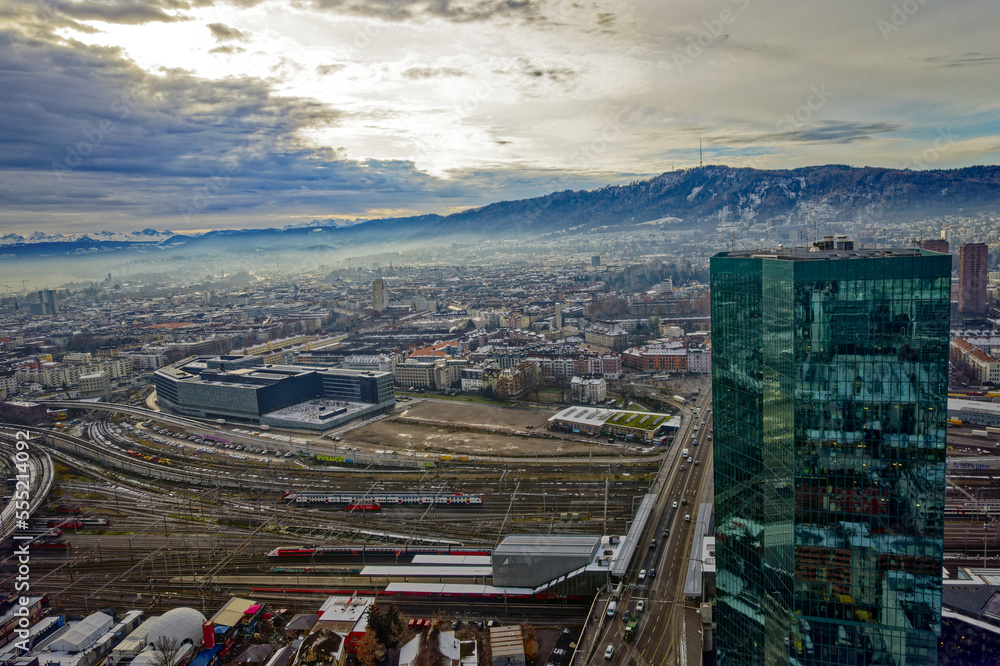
[711,243,949,665]
[39,289,58,314]
[153,355,394,430]
[372,278,389,312]
[959,243,988,317]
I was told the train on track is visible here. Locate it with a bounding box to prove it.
[125,450,171,464]
[945,501,1000,517]
[282,491,484,507]
[267,544,492,558]
[248,584,586,602]
[32,517,110,529]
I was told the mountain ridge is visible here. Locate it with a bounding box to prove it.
[4,165,1000,258]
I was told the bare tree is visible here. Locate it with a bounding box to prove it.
[149,637,182,666]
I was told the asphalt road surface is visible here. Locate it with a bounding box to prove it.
[578,386,714,666]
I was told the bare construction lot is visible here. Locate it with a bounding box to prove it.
[340,398,630,457]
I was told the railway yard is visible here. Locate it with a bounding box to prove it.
[0,400,662,625]
[5,387,1000,666]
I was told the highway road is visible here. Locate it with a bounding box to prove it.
[577,384,714,665]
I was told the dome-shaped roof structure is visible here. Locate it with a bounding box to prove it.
[145,607,207,646]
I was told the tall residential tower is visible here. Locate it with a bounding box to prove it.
[711,243,949,665]
[372,278,389,312]
[959,242,988,318]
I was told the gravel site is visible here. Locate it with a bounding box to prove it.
[338,399,622,457]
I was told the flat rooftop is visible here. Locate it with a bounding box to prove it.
[719,247,925,261]
[494,534,601,557]
[262,399,368,424]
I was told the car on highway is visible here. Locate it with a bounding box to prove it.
[607,601,617,617]
[650,539,656,549]
[649,567,656,578]
[694,459,700,466]
[685,514,691,522]
[662,528,669,537]
[638,569,646,580]
[693,425,699,431]
[682,498,688,505]
[604,645,615,660]
[680,464,686,471]
[636,600,645,612]
[672,501,678,508]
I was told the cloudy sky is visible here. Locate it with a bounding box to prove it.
[1,0,999,235]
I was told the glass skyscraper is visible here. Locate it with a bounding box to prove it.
[711,244,949,665]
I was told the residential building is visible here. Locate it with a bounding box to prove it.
[78,372,110,399]
[711,244,949,665]
[571,376,606,403]
[493,361,541,400]
[967,349,1000,385]
[959,243,989,317]
[460,366,484,391]
[574,352,621,380]
[622,343,688,372]
[687,347,711,374]
[394,359,436,388]
[398,630,461,666]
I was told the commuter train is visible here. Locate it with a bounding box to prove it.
[33,517,110,529]
[267,544,492,558]
[247,584,585,602]
[282,491,484,508]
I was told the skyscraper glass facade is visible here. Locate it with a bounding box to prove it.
[711,248,949,666]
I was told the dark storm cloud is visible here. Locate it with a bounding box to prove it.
[0,27,612,231]
[207,22,247,41]
[714,121,904,147]
[54,0,185,23]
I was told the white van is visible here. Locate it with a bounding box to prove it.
[607,601,617,617]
